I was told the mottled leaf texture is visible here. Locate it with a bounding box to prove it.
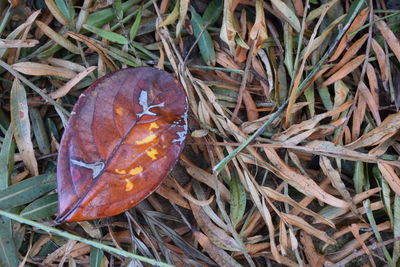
[56,67,188,223]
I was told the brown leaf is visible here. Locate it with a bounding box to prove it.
[321,54,365,88]
[56,67,188,222]
[375,15,400,64]
[325,33,368,77]
[346,112,400,150]
[328,7,369,62]
[371,38,388,81]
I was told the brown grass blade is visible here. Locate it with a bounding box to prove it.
[49,66,97,99]
[321,54,365,88]
[328,7,369,62]
[0,39,38,48]
[325,33,368,77]
[281,213,336,244]
[263,148,350,209]
[375,15,400,63]
[346,112,400,149]
[12,62,77,79]
[371,38,388,81]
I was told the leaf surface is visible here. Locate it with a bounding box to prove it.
[56,67,188,222]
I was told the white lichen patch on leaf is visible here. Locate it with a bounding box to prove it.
[137,90,165,117]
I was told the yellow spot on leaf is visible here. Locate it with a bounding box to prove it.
[129,166,143,175]
[149,122,159,131]
[136,134,156,144]
[115,107,123,116]
[125,179,133,191]
[115,169,126,174]
[146,148,158,160]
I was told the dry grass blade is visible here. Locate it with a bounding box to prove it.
[0,39,38,48]
[194,231,241,267]
[260,186,335,227]
[190,203,240,252]
[375,15,400,63]
[371,38,388,81]
[281,213,336,244]
[48,66,97,99]
[321,54,365,87]
[329,7,369,62]
[346,112,400,149]
[263,148,350,208]
[10,78,38,176]
[12,62,77,79]
[325,33,368,77]
[377,163,400,196]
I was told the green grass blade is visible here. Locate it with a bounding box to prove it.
[190,6,216,66]
[0,174,56,210]
[202,0,223,26]
[229,175,246,227]
[90,246,105,267]
[20,193,58,220]
[130,6,143,41]
[0,216,19,267]
[0,126,14,189]
[0,209,173,267]
[364,200,395,266]
[83,24,129,45]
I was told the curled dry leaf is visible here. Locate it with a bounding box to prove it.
[56,67,188,222]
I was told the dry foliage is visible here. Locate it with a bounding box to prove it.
[1,0,400,266]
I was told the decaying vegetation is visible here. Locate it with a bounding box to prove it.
[1,0,400,266]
